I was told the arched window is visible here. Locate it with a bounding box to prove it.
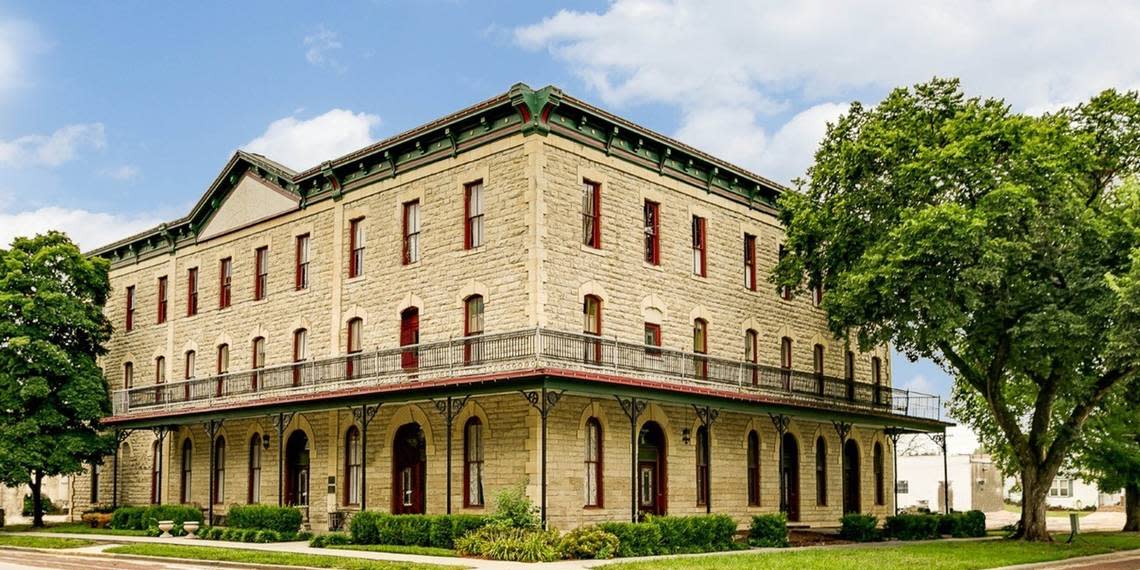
[745,329,758,386]
[180,439,192,503]
[346,318,363,378]
[874,442,885,506]
[693,318,708,379]
[780,337,793,388]
[696,425,709,506]
[248,434,262,504]
[464,418,485,507]
[183,350,196,401]
[216,343,229,397]
[464,295,484,364]
[583,295,602,362]
[251,337,265,390]
[816,437,828,506]
[123,361,134,389]
[293,328,308,386]
[155,356,166,404]
[213,436,226,504]
[345,426,361,506]
[747,430,760,506]
[151,439,163,504]
[585,418,603,507]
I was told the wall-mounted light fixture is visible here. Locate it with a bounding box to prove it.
[262,433,271,450]
[682,428,692,445]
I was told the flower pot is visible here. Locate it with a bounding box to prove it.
[158,520,175,538]
[183,520,200,539]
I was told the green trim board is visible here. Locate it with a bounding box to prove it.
[90,83,787,267]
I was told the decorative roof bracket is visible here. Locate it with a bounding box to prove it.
[321,161,342,200]
[510,83,562,135]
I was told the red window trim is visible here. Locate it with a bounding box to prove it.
[344,426,361,506]
[219,257,232,309]
[187,268,198,316]
[179,438,192,504]
[216,343,229,397]
[744,234,757,291]
[462,417,484,508]
[254,246,268,301]
[583,295,603,362]
[295,234,309,290]
[346,318,362,378]
[644,200,660,265]
[464,180,483,250]
[644,322,662,356]
[125,285,135,331]
[692,215,707,277]
[348,218,364,278]
[157,276,168,324]
[779,244,792,300]
[693,318,708,379]
[585,417,604,507]
[402,201,420,265]
[248,434,262,504]
[746,329,758,386]
[292,329,307,386]
[583,180,602,249]
[251,337,264,391]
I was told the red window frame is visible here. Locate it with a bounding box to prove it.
[156,276,168,324]
[293,328,307,386]
[582,180,601,248]
[780,336,793,389]
[872,356,883,404]
[845,350,856,401]
[583,295,603,362]
[463,417,485,508]
[812,283,823,307]
[400,308,419,370]
[348,218,364,278]
[219,257,232,309]
[344,426,361,505]
[693,318,708,378]
[814,343,826,394]
[402,201,420,265]
[251,337,265,391]
[464,180,484,250]
[184,350,195,401]
[125,285,135,331]
[644,200,660,265]
[295,234,310,290]
[123,361,133,389]
[155,355,166,404]
[644,322,662,356]
[585,417,604,507]
[779,244,792,300]
[186,267,198,316]
[745,329,758,386]
[179,438,192,504]
[747,430,760,506]
[216,343,229,397]
[744,234,757,290]
[692,215,707,277]
[346,318,362,378]
[254,246,268,301]
[463,295,484,364]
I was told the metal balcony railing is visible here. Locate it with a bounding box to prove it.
[110,328,942,422]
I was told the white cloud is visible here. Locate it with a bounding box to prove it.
[0,123,106,168]
[0,206,162,251]
[900,374,935,395]
[303,25,345,71]
[0,19,47,97]
[98,165,140,181]
[517,0,1140,183]
[242,109,381,172]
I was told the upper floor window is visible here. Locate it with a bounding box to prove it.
[219,257,233,309]
[582,180,601,248]
[692,215,707,277]
[157,276,168,324]
[693,318,709,378]
[155,356,166,384]
[123,361,134,389]
[217,343,230,374]
[347,317,363,378]
[403,200,421,265]
[295,234,310,290]
[349,217,365,278]
[780,337,793,388]
[583,295,602,363]
[812,283,823,307]
[125,285,135,331]
[644,322,662,356]
[254,246,269,300]
[745,328,758,385]
[465,180,484,249]
[251,336,265,391]
[872,356,884,404]
[778,244,792,300]
[186,267,199,316]
[184,350,195,379]
[744,234,757,290]
[464,295,484,363]
[292,328,308,386]
[845,350,855,381]
[644,200,660,265]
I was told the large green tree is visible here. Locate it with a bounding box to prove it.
[0,232,115,526]
[1074,388,1140,531]
[773,79,1140,541]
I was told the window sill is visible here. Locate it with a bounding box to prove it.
[346,275,366,284]
[251,297,268,306]
[580,244,607,257]
[582,505,605,510]
[689,272,708,282]
[457,246,485,258]
[642,261,664,272]
[403,260,423,269]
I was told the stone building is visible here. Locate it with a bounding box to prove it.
[69,84,947,531]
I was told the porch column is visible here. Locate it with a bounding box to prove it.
[149,426,167,504]
[522,387,564,527]
[693,405,719,514]
[203,419,223,524]
[769,414,790,516]
[353,404,381,511]
[431,396,469,514]
[617,396,647,523]
[271,412,295,507]
[885,428,903,515]
[833,421,852,513]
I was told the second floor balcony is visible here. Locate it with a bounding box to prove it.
[109,328,943,423]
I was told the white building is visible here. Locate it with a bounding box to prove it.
[1005,475,1122,511]
[896,452,1003,513]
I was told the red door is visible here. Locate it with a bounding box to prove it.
[400,308,419,370]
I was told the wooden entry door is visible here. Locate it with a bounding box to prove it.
[400,308,419,370]
[637,422,667,517]
[843,439,861,514]
[392,423,426,514]
[782,433,801,522]
[284,431,310,507]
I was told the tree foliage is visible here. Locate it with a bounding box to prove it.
[773,78,1140,540]
[0,232,114,525]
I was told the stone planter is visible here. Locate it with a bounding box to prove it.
[183,520,200,539]
[157,520,174,538]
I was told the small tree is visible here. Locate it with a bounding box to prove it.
[0,232,114,526]
[774,79,1140,541]
[1076,380,1140,531]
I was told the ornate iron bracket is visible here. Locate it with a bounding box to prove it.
[884,427,905,447]
[270,412,296,435]
[616,396,648,424]
[833,421,853,443]
[431,395,470,424]
[692,404,719,427]
[769,413,790,435]
[352,403,382,429]
[521,389,564,419]
[928,432,947,451]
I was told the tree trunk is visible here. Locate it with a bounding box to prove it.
[1125,483,1140,532]
[30,470,44,528]
[1016,470,1053,541]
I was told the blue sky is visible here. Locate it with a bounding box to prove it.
[3,1,1139,426]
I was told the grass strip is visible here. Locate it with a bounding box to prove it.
[104,543,466,570]
[329,544,458,557]
[0,534,97,549]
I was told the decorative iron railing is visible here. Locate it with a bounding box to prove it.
[110,328,942,421]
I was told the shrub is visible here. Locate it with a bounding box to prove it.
[884,513,940,541]
[962,510,986,537]
[557,525,619,559]
[749,513,789,547]
[22,495,57,516]
[348,512,490,547]
[253,530,281,543]
[310,532,352,548]
[455,525,560,563]
[201,526,223,540]
[647,514,737,554]
[598,522,661,557]
[349,511,383,545]
[490,485,540,530]
[839,514,880,542]
[226,504,302,534]
[110,507,146,530]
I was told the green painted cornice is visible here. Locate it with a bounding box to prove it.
[92,83,788,267]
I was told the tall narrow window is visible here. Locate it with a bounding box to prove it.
[400,308,419,370]
[219,257,232,308]
[644,200,660,265]
[812,284,823,307]
[464,418,485,507]
[90,462,101,503]
[745,329,759,386]
[151,439,162,504]
[744,234,757,290]
[184,351,195,380]
[345,426,361,505]
[585,418,603,507]
[155,356,166,385]
[213,436,225,504]
[465,181,484,249]
[180,439,192,503]
[693,318,709,379]
[295,234,310,290]
[747,430,760,506]
[816,437,828,506]
[644,322,662,356]
[157,276,168,324]
[692,215,707,277]
[778,245,791,300]
[349,217,365,278]
[248,434,262,504]
[216,343,229,397]
[696,425,709,506]
[583,295,602,363]
[871,357,883,405]
[186,267,199,316]
[582,180,601,248]
[814,344,826,395]
[464,295,484,364]
[251,337,265,391]
[123,361,134,389]
[874,442,885,506]
[346,318,362,378]
[254,246,268,300]
[780,337,793,389]
[292,329,307,386]
[402,200,421,265]
[845,350,856,401]
[125,285,135,331]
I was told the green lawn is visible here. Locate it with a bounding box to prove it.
[1001,503,1093,518]
[104,544,465,570]
[605,533,1140,570]
[0,534,97,549]
[329,544,458,557]
[3,522,149,536]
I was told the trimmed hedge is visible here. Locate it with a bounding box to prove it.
[557,525,619,560]
[596,515,737,557]
[226,505,303,534]
[749,513,789,547]
[110,507,146,530]
[882,511,987,541]
[349,512,491,549]
[839,513,880,542]
[310,532,352,548]
[597,522,661,558]
[110,505,203,530]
